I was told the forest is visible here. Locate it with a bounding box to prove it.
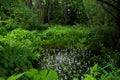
[0,0,120,80]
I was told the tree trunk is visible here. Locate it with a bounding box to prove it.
[37,0,44,23]
[115,1,120,50]
[97,0,120,50]
[63,0,68,25]
[28,0,33,9]
[47,0,51,23]
[82,0,93,27]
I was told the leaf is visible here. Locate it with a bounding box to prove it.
[39,70,48,80]
[91,64,98,74]
[72,77,79,80]
[39,70,58,80]
[0,46,4,51]
[92,64,98,71]
[103,75,111,80]
[25,68,39,78]
[84,74,96,80]
[116,69,120,73]
[7,72,25,80]
[94,72,101,76]
[0,77,5,80]
[33,74,41,80]
[46,70,58,80]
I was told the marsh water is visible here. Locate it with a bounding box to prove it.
[39,48,95,80]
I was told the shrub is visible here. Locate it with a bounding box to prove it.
[40,25,91,49]
[88,26,118,50]
[40,25,118,50]
[0,28,41,77]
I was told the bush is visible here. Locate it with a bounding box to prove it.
[40,25,91,49]
[88,26,118,50]
[0,28,41,77]
[0,27,7,35]
[40,25,118,50]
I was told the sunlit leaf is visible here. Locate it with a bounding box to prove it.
[0,77,5,80]
[7,73,25,80]
[72,77,79,80]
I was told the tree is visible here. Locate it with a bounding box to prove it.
[97,0,120,50]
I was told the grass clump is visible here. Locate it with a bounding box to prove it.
[40,25,91,49]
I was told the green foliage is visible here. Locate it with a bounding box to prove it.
[0,25,118,78]
[11,2,35,30]
[83,63,120,80]
[86,25,118,50]
[7,73,25,80]
[26,69,58,80]
[0,0,120,79]
[40,25,91,49]
[83,0,115,26]
[0,0,89,27]
[72,77,79,80]
[0,69,58,80]
[66,0,88,25]
[26,69,41,80]
[39,70,58,80]
[0,77,5,80]
[0,29,41,76]
[40,25,118,50]
[0,27,7,35]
